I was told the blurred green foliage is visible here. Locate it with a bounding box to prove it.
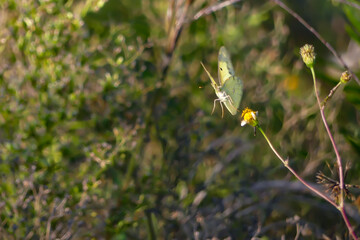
[0,0,360,239]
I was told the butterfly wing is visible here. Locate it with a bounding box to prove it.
[200,61,220,92]
[218,46,243,115]
[221,76,243,115]
[218,46,235,86]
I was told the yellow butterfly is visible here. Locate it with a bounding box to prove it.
[201,46,243,117]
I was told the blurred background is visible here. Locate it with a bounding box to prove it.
[1,0,360,239]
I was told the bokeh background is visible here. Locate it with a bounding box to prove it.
[1,0,360,239]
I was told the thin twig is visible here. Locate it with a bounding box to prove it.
[257,126,338,209]
[272,0,360,85]
[340,207,358,240]
[333,0,360,11]
[321,82,342,109]
[192,0,244,21]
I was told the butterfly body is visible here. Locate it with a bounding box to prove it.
[201,46,243,117]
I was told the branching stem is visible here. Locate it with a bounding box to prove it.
[321,82,342,109]
[257,126,337,208]
[310,67,344,206]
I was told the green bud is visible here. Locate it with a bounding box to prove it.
[340,70,352,84]
[300,44,316,68]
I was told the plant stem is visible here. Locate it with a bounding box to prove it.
[145,210,157,240]
[321,82,342,109]
[310,67,357,239]
[340,207,358,239]
[272,0,360,85]
[259,125,358,239]
[257,126,337,208]
[310,67,344,206]
[192,0,244,20]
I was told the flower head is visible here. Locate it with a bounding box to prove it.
[340,70,352,84]
[300,44,316,68]
[241,107,258,127]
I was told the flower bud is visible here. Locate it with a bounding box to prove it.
[300,44,316,68]
[340,70,352,84]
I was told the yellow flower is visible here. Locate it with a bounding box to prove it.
[300,44,316,68]
[241,107,258,127]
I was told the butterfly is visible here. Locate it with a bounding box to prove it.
[201,46,243,117]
